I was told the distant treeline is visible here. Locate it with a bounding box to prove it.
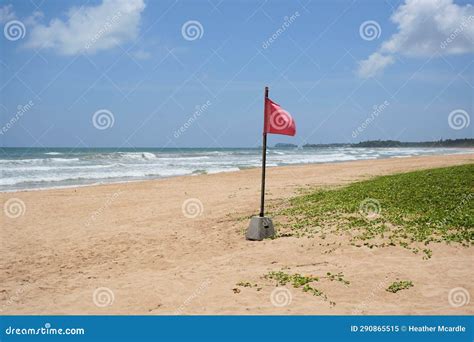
[351,139,474,148]
[295,139,474,148]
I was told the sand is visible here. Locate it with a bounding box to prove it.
[1,153,473,315]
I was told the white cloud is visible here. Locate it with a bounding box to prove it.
[357,53,395,78]
[0,5,16,23]
[25,0,146,55]
[358,0,474,78]
[23,11,44,27]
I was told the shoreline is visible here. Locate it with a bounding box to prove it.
[1,154,473,315]
[2,151,474,194]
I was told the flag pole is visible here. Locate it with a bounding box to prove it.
[245,86,275,240]
[259,86,269,217]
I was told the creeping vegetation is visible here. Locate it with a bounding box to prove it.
[386,280,414,293]
[235,270,350,306]
[272,164,474,255]
[236,281,258,288]
[264,270,350,306]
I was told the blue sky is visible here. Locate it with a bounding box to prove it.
[0,0,473,148]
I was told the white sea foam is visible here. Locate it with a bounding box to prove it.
[1,147,472,191]
[118,152,157,161]
[0,157,81,164]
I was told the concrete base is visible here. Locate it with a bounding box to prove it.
[245,216,275,241]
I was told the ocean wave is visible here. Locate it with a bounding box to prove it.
[278,155,360,164]
[119,152,157,161]
[0,170,163,186]
[207,167,241,174]
[155,156,211,161]
[0,157,81,165]
[2,163,119,172]
[1,147,471,191]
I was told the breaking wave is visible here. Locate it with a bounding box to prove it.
[1,147,471,191]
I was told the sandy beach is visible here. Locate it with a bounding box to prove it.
[1,153,473,315]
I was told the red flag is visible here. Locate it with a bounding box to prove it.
[264,98,296,136]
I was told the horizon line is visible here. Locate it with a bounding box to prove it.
[1,137,473,150]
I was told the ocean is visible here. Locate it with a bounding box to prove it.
[1,147,471,192]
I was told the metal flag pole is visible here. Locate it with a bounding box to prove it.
[246,86,275,240]
[259,86,269,217]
